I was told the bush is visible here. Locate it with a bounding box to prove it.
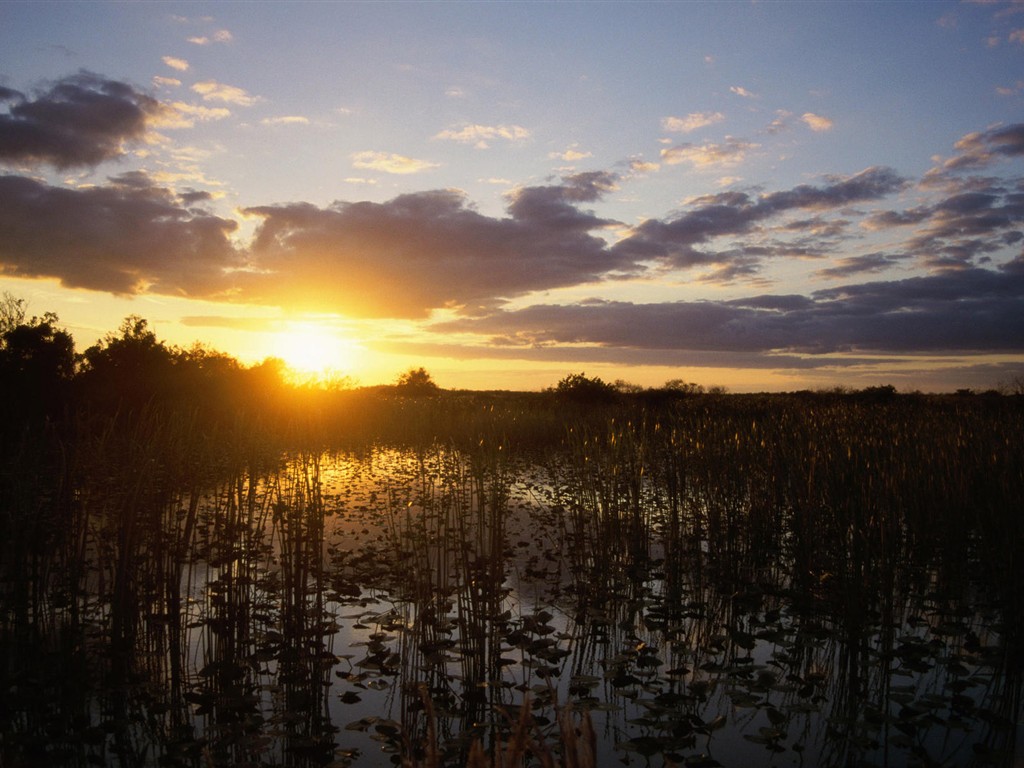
[552,372,618,404]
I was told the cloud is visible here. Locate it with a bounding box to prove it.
[730,85,757,98]
[814,252,905,279]
[351,150,439,175]
[191,80,259,106]
[927,122,1024,178]
[904,189,1024,269]
[155,101,231,129]
[153,76,182,89]
[662,112,725,133]
[261,115,310,126]
[629,159,659,173]
[864,178,1024,270]
[433,267,1024,358]
[0,76,1019,366]
[0,126,1018,363]
[237,174,627,318]
[660,137,758,168]
[766,110,793,134]
[434,123,531,148]
[0,72,169,169]
[801,112,834,132]
[162,56,190,72]
[550,146,593,162]
[995,80,1024,96]
[188,29,233,45]
[0,173,239,294]
[613,166,906,269]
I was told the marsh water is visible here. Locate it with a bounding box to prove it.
[2,399,1022,768]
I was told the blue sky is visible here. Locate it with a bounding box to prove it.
[1,1,1023,391]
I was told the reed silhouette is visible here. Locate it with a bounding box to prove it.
[1,309,1021,767]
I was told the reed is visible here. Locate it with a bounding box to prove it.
[2,389,1021,767]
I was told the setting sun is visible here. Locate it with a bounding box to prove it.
[269,321,364,379]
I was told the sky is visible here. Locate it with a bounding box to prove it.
[1,1,1023,392]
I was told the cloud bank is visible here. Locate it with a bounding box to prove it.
[1,72,1022,374]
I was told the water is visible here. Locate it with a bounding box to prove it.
[2,444,1020,768]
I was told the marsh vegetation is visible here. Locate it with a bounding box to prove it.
[1,307,1022,767]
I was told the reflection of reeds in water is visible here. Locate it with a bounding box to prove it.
[550,399,1023,766]
[1,395,1021,768]
[380,443,522,764]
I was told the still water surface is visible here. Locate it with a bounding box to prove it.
[169,448,1021,768]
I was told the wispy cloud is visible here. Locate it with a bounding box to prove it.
[549,145,592,162]
[351,150,439,174]
[730,85,758,98]
[191,80,259,106]
[629,158,659,174]
[162,56,190,72]
[614,166,906,270]
[801,112,834,132]
[260,115,310,126]
[188,29,233,45]
[925,122,1024,180]
[660,137,757,168]
[156,102,231,129]
[152,76,182,88]
[434,123,530,148]
[814,252,905,279]
[662,112,725,133]
[996,79,1024,96]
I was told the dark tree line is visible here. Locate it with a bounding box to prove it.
[0,301,290,441]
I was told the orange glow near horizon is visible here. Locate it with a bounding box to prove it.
[267,321,366,381]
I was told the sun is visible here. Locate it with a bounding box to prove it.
[269,321,363,380]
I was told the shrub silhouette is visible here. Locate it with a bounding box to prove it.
[395,367,439,396]
[77,315,176,414]
[0,311,75,428]
[553,372,618,404]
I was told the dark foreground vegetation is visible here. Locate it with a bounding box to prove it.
[2,303,1023,768]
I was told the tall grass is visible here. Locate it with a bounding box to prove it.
[1,390,1021,767]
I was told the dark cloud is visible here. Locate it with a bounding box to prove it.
[239,176,628,318]
[376,337,835,371]
[866,183,1024,270]
[815,252,906,279]
[924,124,1024,189]
[949,123,1024,169]
[0,173,239,294]
[613,166,905,270]
[433,268,1024,357]
[0,72,166,169]
[0,171,628,317]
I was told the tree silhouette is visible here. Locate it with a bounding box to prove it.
[0,291,27,335]
[552,372,618,403]
[395,367,439,396]
[0,310,75,427]
[78,315,175,414]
